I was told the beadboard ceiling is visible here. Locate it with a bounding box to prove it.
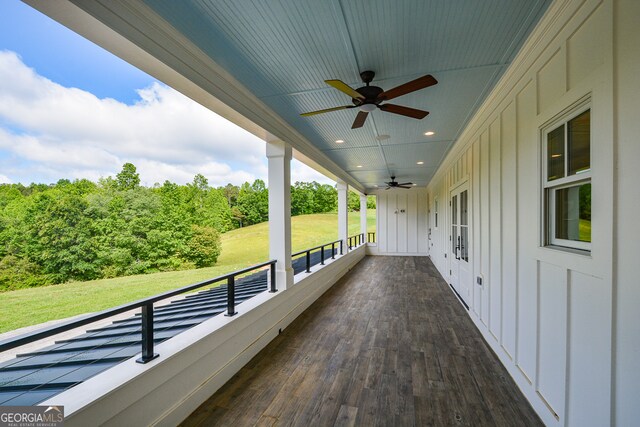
[65,0,552,190]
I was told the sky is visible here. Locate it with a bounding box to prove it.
[0,1,332,187]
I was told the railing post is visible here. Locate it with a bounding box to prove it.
[320,245,325,265]
[269,262,277,293]
[331,242,335,259]
[136,303,159,364]
[306,250,311,273]
[225,276,237,316]
[340,240,344,255]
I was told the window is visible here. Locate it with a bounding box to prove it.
[543,108,591,251]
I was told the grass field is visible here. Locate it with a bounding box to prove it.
[0,212,375,333]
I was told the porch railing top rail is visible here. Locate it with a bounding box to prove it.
[291,239,342,258]
[0,259,276,354]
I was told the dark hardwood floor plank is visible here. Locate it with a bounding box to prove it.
[181,256,542,427]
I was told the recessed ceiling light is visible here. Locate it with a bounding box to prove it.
[417,161,424,165]
[335,139,344,144]
[413,183,418,186]
[376,134,390,141]
[424,131,435,136]
[356,165,363,168]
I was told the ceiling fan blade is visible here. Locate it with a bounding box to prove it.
[325,79,364,100]
[352,111,368,129]
[380,74,437,101]
[397,182,413,186]
[379,103,429,119]
[385,187,391,190]
[300,105,353,117]
[398,185,412,189]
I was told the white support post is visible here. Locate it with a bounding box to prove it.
[266,139,293,290]
[337,181,348,254]
[360,194,367,244]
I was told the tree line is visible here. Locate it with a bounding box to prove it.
[0,163,370,291]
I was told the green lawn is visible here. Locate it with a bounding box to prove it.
[0,211,375,333]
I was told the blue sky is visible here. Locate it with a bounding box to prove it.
[0,1,154,104]
[0,1,329,186]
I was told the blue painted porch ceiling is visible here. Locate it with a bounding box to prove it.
[144,0,551,189]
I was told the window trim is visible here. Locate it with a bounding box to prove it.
[541,100,592,252]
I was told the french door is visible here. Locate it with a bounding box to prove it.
[450,183,471,305]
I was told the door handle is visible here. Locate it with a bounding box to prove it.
[455,236,461,260]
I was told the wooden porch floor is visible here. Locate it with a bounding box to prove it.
[182,256,542,426]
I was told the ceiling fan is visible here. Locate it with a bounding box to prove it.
[385,176,413,190]
[301,70,437,129]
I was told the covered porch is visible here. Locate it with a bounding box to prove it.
[7,0,640,425]
[183,256,541,426]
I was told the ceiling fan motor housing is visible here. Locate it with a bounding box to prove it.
[353,85,384,104]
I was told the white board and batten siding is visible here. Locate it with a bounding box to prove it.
[369,187,428,256]
[426,0,640,425]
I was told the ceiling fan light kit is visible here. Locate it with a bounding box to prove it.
[301,70,437,129]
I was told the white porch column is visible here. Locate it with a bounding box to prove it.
[360,194,367,244]
[337,181,348,254]
[266,140,293,290]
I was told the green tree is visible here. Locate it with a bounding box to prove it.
[23,190,99,283]
[348,190,361,211]
[185,225,221,268]
[115,162,140,191]
[237,179,268,225]
[222,183,239,207]
[313,183,337,212]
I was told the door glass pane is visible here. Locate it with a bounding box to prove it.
[460,190,468,226]
[568,110,590,176]
[461,226,468,262]
[452,195,457,225]
[554,183,591,242]
[547,125,565,181]
[452,226,458,256]
[435,199,438,227]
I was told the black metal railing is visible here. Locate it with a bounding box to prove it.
[368,232,376,243]
[0,260,277,364]
[292,239,342,273]
[347,233,365,249]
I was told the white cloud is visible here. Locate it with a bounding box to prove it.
[291,160,335,185]
[0,174,11,184]
[0,50,269,185]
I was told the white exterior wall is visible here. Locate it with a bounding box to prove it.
[613,0,640,425]
[368,187,428,256]
[426,0,638,425]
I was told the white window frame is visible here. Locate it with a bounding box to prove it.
[542,101,591,252]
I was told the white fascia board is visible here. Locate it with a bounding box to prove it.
[23,0,365,193]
